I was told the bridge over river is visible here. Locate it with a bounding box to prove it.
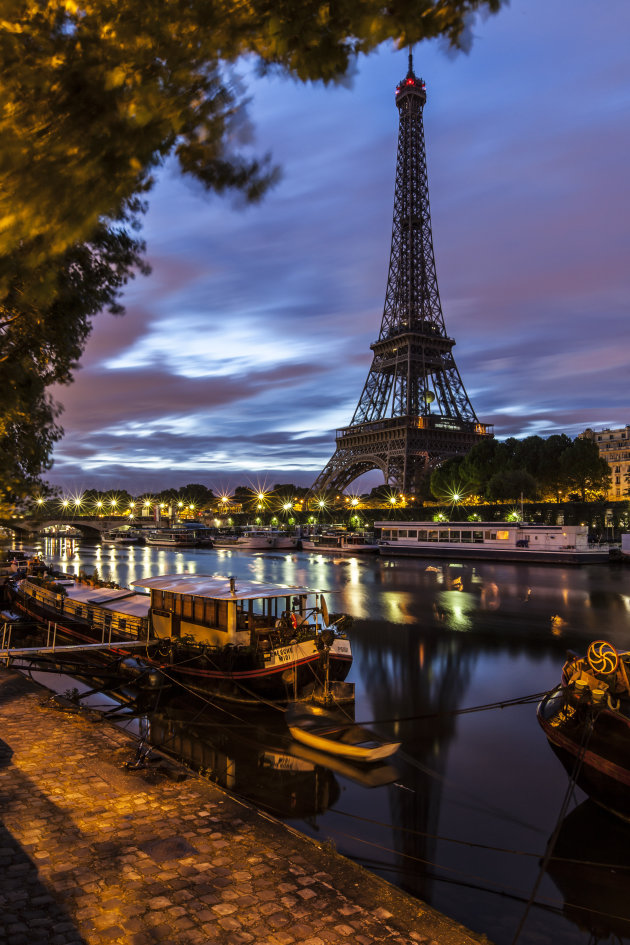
[0,518,130,539]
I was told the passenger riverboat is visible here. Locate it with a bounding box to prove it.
[213,527,298,551]
[9,573,352,705]
[301,532,379,555]
[102,526,145,545]
[145,525,213,547]
[375,521,611,563]
[537,641,630,821]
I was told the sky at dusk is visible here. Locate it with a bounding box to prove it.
[47,0,630,496]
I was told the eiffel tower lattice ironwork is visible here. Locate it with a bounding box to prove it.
[312,55,493,497]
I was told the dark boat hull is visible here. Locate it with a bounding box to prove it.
[545,800,630,939]
[537,687,630,821]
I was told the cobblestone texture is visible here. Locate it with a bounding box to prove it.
[0,669,490,944]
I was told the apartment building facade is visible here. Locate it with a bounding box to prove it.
[581,425,630,500]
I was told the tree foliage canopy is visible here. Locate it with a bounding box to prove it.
[0,0,504,509]
[430,434,612,504]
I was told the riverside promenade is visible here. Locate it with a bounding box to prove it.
[0,667,490,945]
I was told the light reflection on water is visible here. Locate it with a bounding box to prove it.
[8,536,630,945]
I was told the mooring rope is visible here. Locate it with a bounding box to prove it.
[353,691,549,729]
[510,708,596,945]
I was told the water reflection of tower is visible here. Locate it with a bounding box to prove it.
[355,619,475,903]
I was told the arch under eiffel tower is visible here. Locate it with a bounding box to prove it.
[312,55,493,497]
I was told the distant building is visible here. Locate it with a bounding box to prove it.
[581,426,630,500]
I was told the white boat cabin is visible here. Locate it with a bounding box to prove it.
[132,574,317,647]
[375,521,591,551]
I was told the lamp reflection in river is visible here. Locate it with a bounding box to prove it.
[434,591,475,631]
[380,591,418,625]
[479,581,500,611]
[550,614,567,636]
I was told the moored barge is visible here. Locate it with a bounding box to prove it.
[376,521,611,563]
[538,641,630,821]
[9,573,352,706]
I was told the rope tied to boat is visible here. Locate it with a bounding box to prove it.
[510,706,597,945]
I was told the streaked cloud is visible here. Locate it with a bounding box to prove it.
[48,0,630,492]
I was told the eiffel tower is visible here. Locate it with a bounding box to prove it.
[312,54,493,497]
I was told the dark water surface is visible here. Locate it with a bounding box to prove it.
[8,537,630,945]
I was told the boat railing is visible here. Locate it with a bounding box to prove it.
[20,579,148,639]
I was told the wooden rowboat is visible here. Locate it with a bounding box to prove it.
[286,703,400,763]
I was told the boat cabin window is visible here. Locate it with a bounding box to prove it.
[407,529,417,538]
[450,530,460,542]
[418,529,427,541]
[398,529,407,538]
[473,530,483,543]
[427,529,438,542]
[235,595,298,630]
[461,531,472,543]
[151,589,227,630]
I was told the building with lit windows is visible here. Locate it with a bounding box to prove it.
[581,425,630,500]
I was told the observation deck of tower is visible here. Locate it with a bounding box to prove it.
[312,54,493,497]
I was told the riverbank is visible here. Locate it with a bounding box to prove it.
[0,667,490,945]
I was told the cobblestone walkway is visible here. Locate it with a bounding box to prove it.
[0,669,489,945]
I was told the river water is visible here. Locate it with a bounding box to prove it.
[7,536,630,945]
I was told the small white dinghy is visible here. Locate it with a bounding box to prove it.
[286,703,401,763]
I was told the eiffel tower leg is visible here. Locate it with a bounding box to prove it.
[311,448,388,496]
